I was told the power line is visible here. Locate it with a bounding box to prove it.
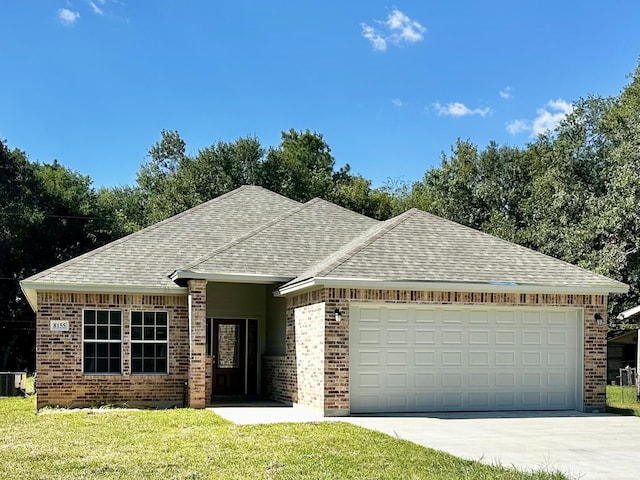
[0,212,109,220]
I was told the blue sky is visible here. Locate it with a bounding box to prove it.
[2,1,640,189]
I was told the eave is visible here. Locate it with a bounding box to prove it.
[278,276,629,297]
[169,269,292,285]
[20,281,188,312]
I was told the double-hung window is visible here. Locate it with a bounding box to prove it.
[131,311,169,374]
[83,310,122,374]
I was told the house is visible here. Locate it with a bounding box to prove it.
[607,305,640,384]
[20,186,628,414]
[607,329,637,384]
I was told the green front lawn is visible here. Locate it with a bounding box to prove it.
[606,385,640,416]
[0,396,567,479]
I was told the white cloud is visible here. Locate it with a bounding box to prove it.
[392,98,403,107]
[361,24,386,52]
[506,119,529,135]
[88,0,104,15]
[434,102,491,117]
[361,8,426,51]
[385,8,426,44]
[499,86,513,99]
[58,8,80,25]
[532,99,573,135]
[506,98,574,136]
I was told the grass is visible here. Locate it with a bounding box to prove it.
[0,396,569,480]
[606,385,640,416]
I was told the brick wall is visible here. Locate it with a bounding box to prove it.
[187,280,207,408]
[261,356,289,404]
[277,288,607,415]
[36,292,188,409]
[293,303,325,410]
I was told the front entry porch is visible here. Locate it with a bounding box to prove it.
[187,279,287,408]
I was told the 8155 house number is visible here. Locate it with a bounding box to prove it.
[50,320,69,331]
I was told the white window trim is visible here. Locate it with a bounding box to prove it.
[81,308,123,376]
[129,310,170,375]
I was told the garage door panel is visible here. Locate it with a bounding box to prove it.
[386,329,408,344]
[358,328,380,344]
[414,351,435,365]
[414,329,436,344]
[469,351,489,366]
[351,305,580,413]
[386,350,408,366]
[469,330,489,344]
[442,329,463,344]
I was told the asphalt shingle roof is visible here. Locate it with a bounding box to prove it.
[25,186,301,288]
[182,198,378,277]
[285,208,627,290]
[24,186,626,295]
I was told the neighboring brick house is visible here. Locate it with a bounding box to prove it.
[21,186,627,414]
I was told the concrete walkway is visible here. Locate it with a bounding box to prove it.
[211,405,640,480]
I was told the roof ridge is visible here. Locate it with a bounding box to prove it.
[27,186,299,282]
[312,208,420,278]
[181,198,321,271]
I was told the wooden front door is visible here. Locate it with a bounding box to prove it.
[209,319,258,396]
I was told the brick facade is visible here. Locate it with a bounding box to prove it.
[261,356,289,404]
[268,288,608,415]
[293,303,325,410]
[187,280,207,408]
[36,285,609,414]
[36,292,188,409]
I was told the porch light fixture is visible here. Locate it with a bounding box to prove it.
[594,313,604,326]
[334,308,342,322]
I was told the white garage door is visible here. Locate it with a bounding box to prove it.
[350,304,581,413]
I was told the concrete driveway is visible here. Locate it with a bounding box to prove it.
[345,411,640,480]
[212,405,640,480]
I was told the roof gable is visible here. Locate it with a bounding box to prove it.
[177,197,379,278]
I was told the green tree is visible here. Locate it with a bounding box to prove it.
[0,142,124,370]
[261,129,335,202]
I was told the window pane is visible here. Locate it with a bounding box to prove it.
[96,358,108,372]
[144,327,155,340]
[110,326,121,340]
[84,325,95,340]
[110,311,121,324]
[85,343,95,357]
[132,359,142,373]
[156,327,167,341]
[97,311,108,324]
[143,358,154,372]
[84,357,95,373]
[97,343,108,357]
[156,359,167,373]
[144,312,155,325]
[84,310,95,324]
[131,343,142,358]
[156,312,167,325]
[109,343,120,357]
[97,326,108,340]
[110,358,120,373]
[131,312,142,325]
[131,326,142,341]
[143,343,154,357]
[156,344,167,358]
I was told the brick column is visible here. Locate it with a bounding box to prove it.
[188,279,207,408]
[583,303,608,412]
